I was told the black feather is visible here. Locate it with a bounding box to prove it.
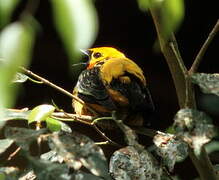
[76,67,116,110]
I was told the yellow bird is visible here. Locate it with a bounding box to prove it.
[73,47,154,128]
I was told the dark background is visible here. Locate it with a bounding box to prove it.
[13,0,218,178]
[16,0,219,127]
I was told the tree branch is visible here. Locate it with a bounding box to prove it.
[189,147,218,180]
[149,7,196,108]
[149,6,217,180]
[189,19,219,74]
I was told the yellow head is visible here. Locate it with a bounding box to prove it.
[84,47,126,69]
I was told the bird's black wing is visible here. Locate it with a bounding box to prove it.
[76,67,116,110]
[110,73,155,113]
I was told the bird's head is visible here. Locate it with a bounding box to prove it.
[82,47,126,69]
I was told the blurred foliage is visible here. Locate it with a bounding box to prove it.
[0,0,20,28]
[137,0,184,39]
[0,18,36,128]
[0,19,36,105]
[0,0,98,126]
[50,0,98,62]
[28,104,55,124]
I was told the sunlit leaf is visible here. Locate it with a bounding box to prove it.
[191,73,219,96]
[0,19,36,109]
[46,117,61,132]
[50,0,98,62]
[174,108,215,155]
[49,131,110,179]
[0,0,20,28]
[28,104,55,124]
[40,150,64,163]
[0,167,19,180]
[153,132,188,171]
[18,171,36,180]
[110,146,162,179]
[0,139,14,155]
[12,72,29,83]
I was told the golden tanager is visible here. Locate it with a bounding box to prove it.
[72,47,154,129]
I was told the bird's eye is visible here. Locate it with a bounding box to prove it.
[93,52,102,59]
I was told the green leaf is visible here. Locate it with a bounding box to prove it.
[0,139,14,155]
[46,117,61,132]
[0,0,20,28]
[50,0,98,62]
[0,19,36,109]
[137,0,153,11]
[137,0,184,39]
[28,104,55,124]
[191,73,219,96]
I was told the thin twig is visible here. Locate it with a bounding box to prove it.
[7,147,21,161]
[21,66,75,98]
[95,141,110,145]
[20,66,98,115]
[52,112,121,146]
[52,112,94,122]
[189,19,219,74]
[169,40,187,74]
[93,124,122,147]
[149,7,188,108]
